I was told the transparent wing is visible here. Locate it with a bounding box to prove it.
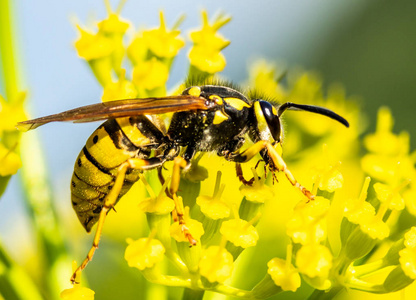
[17,95,212,131]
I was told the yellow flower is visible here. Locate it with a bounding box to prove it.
[127,35,148,66]
[267,258,301,292]
[188,11,230,74]
[74,25,114,86]
[143,11,185,59]
[199,246,234,283]
[362,154,414,185]
[139,193,175,216]
[170,205,204,242]
[373,182,406,211]
[101,69,137,101]
[344,177,376,225]
[344,200,375,225]
[0,92,27,132]
[189,47,227,74]
[132,57,169,91]
[296,244,333,279]
[359,215,390,240]
[364,107,405,156]
[286,197,330,245]
[404,227,416,249]
[74,26,114,61]
[399,247,416,279]
[239,168,274,203]
[197,183,230,220]
[97,13,129,35]
[0,142,21,176]
[247,59,286,100]
[313,164,344,193]
[220,217,259,248]
[124,237,165,270]
[60,285,95,300]
[404,186,416,216]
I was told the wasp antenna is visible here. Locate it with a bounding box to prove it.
[277,102,349,128]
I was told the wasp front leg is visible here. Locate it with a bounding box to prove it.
[225,141,315,201]
[71,157,165,284]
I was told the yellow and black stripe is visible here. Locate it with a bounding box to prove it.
[71,117,164,232]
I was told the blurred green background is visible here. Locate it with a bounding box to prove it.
[313,0,416,149]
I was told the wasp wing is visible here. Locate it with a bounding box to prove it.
[17,95,212,131]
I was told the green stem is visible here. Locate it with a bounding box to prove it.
[182,288,205,300]
[352,259,387,278]
[308,285,344,300]
[141,269,192,288]
[0,0,19,101]
[0,242,44,300]
[212,284,254,299]
[19,131,71,298]
[346,277,384,293]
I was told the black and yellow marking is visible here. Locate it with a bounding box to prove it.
[17,83,349,284]
[224,97,250,110]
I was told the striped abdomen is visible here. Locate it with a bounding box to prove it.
[71,116,165,232]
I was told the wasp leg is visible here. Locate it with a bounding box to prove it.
[235,163,255,186]
[70,157,165,284]
[226,141,315,201]
[169,157,197,246]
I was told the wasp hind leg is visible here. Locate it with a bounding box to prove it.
[70,157,164,284]
[226,141,315,201]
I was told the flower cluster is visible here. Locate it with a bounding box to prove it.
[0,92,26,195]
[59,3,416,300]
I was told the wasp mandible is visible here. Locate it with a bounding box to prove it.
[17,84,349,283]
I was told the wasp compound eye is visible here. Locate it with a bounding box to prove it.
[258,100,281,142]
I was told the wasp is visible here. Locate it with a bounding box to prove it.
[18,84,349,283]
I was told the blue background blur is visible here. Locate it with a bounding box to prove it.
[1,0,416,276]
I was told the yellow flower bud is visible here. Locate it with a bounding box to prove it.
[404,227,416,249]
[0,142,21,176]
[0,93,27,132]
[359,216,390,240]
[199,246,234,283]
[286,197,330,245]
[188,11,231,74]
[170,214,204,243]
[98,13,129,35]
[399,247,416,279]
[197,181,230,220]
[364,107,404,156]
[139,176,175,215]
[124,237,165,270]
[239,169,274,203]
[296,244,333,279]
[344,200,375,225]
[188,47,227,74]
[127,35,148,66]
[374,182,405,211]
[101,69,137,101]
[220,218,259,248]
[404,187,416,216]
[60,285,95,300]
[132,57,169,91]
[344,178,376,225]
[74,26,114,61]
[143,11,185,59]
[267,258,301,292]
